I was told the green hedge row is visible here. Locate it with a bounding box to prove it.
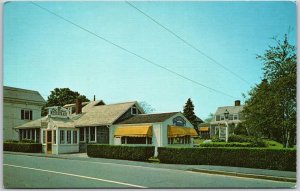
[4,143,42,153]
[158,147,296,171]
[87,144,155,161]
[199,142,256,148]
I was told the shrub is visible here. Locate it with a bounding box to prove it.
[228,134,253,143]
[4,143,42,153]
[87,144,155,161]
[211,135,220,142]
[200,142,254,148]
[20,139,36,143]
[157,147,296,171]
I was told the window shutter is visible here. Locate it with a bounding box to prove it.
[21,110,24,120]
[30,110,33,120]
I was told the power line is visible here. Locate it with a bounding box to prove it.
[29,1,238,100]
[125,1,252,86]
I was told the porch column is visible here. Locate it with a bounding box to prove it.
[34,129,37,142]
[71,130,73,144]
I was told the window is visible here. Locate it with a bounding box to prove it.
[27,129,31,139]
[168,136,190,144]
[228,114,233,120]
[216,115,220,121]
[60,130,65,144]
[31,129,35,141]
[36,129,40,143]
[131,106,137,115]
[121,137,152,145]
[42,130,46,144]
[21,109,32,120]
[53,130,56,144]
[89,127,96,142]
[67,130,71,144]
[220,115,225,121]
[80,128,85,142]
[73,131,77,144]
[233,114,238,120]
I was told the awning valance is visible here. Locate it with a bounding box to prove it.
[114,126,152,137]
[168,125,198,137]
[200,127,209,132]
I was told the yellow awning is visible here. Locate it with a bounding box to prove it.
[200,127,209,132]
[115,126,152,137]
[186,128,198,137]
[168,125,198,137]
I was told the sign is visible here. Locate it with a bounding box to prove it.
[172,116,186,126]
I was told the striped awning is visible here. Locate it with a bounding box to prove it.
[114,126,152,137]
[168,125,198,137]
[200,127,209,132]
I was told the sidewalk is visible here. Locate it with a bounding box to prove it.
[4,151,296,183]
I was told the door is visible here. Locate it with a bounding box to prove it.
[47,130,52,154]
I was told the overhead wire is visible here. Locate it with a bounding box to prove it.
[29,1,239,100]
[125,1,252,86]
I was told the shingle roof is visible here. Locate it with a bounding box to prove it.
[14,117,47,129]
[4,86,45,105]
[117,112,178,124]
[74,101,136,127]
[215,105,244,115]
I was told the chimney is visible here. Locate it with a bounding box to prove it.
[75,99,82,114]
[93,95,96,101]
[234,100,241,106]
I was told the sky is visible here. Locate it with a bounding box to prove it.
[3,1,296,120]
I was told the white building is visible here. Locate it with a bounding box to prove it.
[15,100,197,155]
[3,86,45,141]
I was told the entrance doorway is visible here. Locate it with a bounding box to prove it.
[47,130,52,154]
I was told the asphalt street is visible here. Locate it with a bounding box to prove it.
[3,153,296,188]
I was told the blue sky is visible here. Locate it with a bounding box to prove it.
[4,1,296,120]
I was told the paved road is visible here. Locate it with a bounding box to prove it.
[3,153,295,188]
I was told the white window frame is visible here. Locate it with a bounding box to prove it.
[60,130,65,144]
[21,109,33,120]
[53,130,57,145]
[67,130,72,144]
[220,115,225,121]
[233,114,238,120]
[131,106,138,115]
[79,128,86,142]
[73,130,78,144]
[89,127,97,143]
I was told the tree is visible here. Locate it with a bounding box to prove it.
[138,101,156,114]
[183,98,198,134]
[243,34,296,147]
[42,88,90,116]
[204,113,214,123]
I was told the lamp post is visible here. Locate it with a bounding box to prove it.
[224,109,229,142]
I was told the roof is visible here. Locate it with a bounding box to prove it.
[4,86,45,104]
[50,117,75,128]
[118,112,178,124]
[214,105,244,115]
[82,100,105,112]
[15,116,47,129]
[74,101,137,127]
[63,102,89,108]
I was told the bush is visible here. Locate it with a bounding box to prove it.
[228,134,253,143]
[87,144,155,161]
[20,139,37,143]
[4,143,42,153]
[158,147,296,171]
[200,142,254,148]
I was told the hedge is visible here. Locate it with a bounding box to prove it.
[158,147,296,171]
[87,144,155,161]
[4,143,42,153]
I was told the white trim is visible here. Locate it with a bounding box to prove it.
[89,127,96,143]
[79,128,86,143]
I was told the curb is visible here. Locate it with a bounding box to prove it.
[188,169,296,183]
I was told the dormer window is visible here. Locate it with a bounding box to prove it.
[233,114,238,120]
[131,106,138,115]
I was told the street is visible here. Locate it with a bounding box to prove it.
[3,153,295,188]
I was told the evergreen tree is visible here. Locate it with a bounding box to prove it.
[183,98,198,134]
